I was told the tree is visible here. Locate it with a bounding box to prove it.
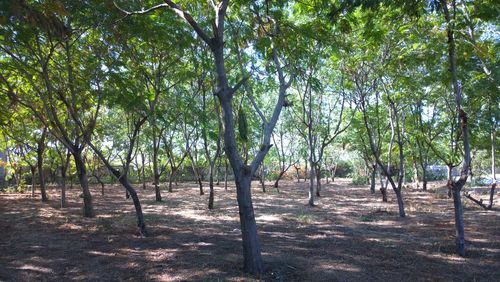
[116,0,295,274]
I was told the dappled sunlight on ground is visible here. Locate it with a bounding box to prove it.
[0,178,499,281]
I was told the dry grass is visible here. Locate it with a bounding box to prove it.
[0,179,498,281]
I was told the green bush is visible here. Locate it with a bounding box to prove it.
[352,174,369,185]
[335,160,353,177]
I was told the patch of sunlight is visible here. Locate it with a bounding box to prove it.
[320,263,361,272]
[88,250,116,257]
[181,242,214,248]
[256,214,281,222]
[18,264,53,273]
[415,250,467,263]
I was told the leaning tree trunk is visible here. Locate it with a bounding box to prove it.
[117,175,148,236]
[73,150,95,218]
[273,169,286,188]
[394,188,406,217]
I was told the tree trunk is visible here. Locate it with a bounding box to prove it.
[154,173,162,200]
[413,160,420,189]
[422,167,428,191]
[315,165,321,197]
[370,163,377,194]
[208,163,215,210]
[94,174,105,196]
[378,171,387,202]
[395,189,406,217]
[216,157,221,185]
[331,165,338,183]
[188,152,204,195]
[259,165,266,193]
[308,162,315,206]
[37,144,48,202]
[452,185,465,256]
[168,170,175,193]
[447,164,453,198]
[235,172,263,274]
[273,170,286,188]
[141,150,146,190]
[490,126,496,209]
[60,167,67,208]
[153,145,162,201]
[73,150,95,218]
[224,159,228,191]
[118,175,148,236]
[30,166,36,197]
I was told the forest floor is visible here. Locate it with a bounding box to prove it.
[0,179,499,281]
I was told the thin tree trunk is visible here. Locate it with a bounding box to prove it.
[118,175,148,236]
[37,129,48,202]
[316,164,321,197]
[452,186,465,255]
[30,166,35,197]
[208,163,215,209]
[273,170,286,188]
[60,166,67,208]
[422,166,428,191]
[260,165,266,193]
[490,126,496,209]
[141,150,146,190]
[153,147,162,201]
[447,164,453,198]
[379,171,388,202]
[189,153,203,195]
[224,159,228,191]
[370,163,377,194]
[308,161,315,206]
[73,150,94,218]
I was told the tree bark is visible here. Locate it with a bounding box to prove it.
[60,165,67,208]
[370,163,377,194]
[273,170,286,188]
[235,172,263,274]
[153,144,162,201]
[36,128,48,202]
[141,150,147,190]
[308,161,315,206]
[315,164,321,197]
[452,186,465,256]
[30,166,36,197]
[73,149,95,218]
[224,159,228,191]
[208,163,215,210]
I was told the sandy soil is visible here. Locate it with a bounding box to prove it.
[0,179,499,281]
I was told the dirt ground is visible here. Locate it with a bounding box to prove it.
[0,179,499,281]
